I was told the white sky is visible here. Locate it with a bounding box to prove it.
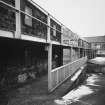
[33,0,105,37]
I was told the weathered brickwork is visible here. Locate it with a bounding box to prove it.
[50,19,61,42]
[0,4,15,31]
[21,0,47,39]
[0,0,62,41]
[2,0,15,6]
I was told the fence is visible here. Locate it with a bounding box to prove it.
[49,57,87,92]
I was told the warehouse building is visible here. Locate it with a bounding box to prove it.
[0,0,95,92]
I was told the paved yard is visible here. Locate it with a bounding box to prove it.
[55,73,105,105]
[0,74,75,105]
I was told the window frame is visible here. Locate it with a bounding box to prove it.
[25,6,32,27]
[53,24,56,37]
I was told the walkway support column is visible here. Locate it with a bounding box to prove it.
[15,0,21,38]
[78,48,80,58]
[48,43,52,92]
[47,14,52,92]
[70,47,73,62]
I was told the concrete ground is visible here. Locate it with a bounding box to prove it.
[0,74,75,105]
[55,57,105,105]
[1,57,105,105]
[55,73,105,105]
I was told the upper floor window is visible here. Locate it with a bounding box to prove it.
[53,25,56,36]
[25,6,32,26]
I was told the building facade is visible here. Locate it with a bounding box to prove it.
[84,36,105,56]
[0,0,95,92]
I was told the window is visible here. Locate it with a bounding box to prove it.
[53,25,56,36]
[25,6,32,26]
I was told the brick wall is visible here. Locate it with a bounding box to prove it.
[2,0,15,6]
[50,19,61,42]
[0,4,15,32]
[21,0,47,39]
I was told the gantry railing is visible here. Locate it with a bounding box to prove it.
[49,57,87,92]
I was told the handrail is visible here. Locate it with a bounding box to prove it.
[49,57,87,92]
[51,57,87,72]
[0,0,62,34]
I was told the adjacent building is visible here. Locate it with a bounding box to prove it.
[84,36,105,56]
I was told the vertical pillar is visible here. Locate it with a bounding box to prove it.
[78,48,80,58]
[15,0,21,38]
[83,49,85,57]
[61,25,63,45]
[47,14,50,43]
[70,47,72,62]
[86,49,87,57]
[61,25,63,64]
[48,43,52,92]
[71,47,73,62]
[47,14,52,92]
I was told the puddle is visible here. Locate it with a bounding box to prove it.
[55,85,94,104]
[86,74,100,87]
[63,85,93,100]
